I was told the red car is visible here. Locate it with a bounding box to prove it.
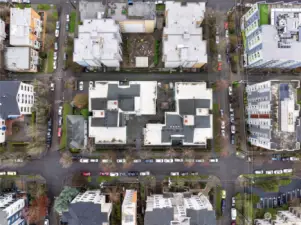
[218,62,222,71]
[82,172,91,176]
[224,22,228,29]
[99,172,110,176]
[57,128,62,137]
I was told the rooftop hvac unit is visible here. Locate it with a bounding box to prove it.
[97,12,104,19]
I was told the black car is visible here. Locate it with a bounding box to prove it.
[144,159,154,163]
[231,135,235,145]
[72,155,82,161]
[127,171,139,177]
[282,157,290,161]
[66,23,69,31]
[221,199,226,214]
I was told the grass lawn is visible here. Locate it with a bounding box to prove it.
[156,4,165,11]
[215,186,222,218]
[97,176,114,183]
[69,11,77,33]
[37,4,51,10]
[80,108,89,119]
[254,178,292,192]
[244,173,292,179]
[46,50,54,73]
[52,11,58,20]
[241,31,246,48]
[169,175,209,182]
[15,3,31,9]
[59,103,73,149]
[259,4,269,25]
[235,193,260,221]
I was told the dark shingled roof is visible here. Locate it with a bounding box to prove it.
[61,202,109,225]
[67,115,85,149]
[0,81,21,119]
[144,207,173,225]
[178,99,211,115]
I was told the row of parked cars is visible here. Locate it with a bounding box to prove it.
[271,155,299,161]
[46,119,52,148]
[57,106,63,137]
[0,171,17,176]
[78,157,219,163]
[82,171,150,177]
[254,168,293,175]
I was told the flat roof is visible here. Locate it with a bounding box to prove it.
[5,47,30,70]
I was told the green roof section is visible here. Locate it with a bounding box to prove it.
[259,4,269,25]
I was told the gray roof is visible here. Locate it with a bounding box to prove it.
[178,99,210,115]
[187,209,216,225]
[91,111,118,127]
[0,81,20,119]
[107,84,140,100]
[0,210,8,225]
[61,202,109,225]
[67,115,85,149]
[144,208,173,225]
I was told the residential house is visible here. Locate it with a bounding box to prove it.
[0,193,26,225]
[122,190,137,225]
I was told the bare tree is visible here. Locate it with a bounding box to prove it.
[165,148,177,158]
[99,151,117,171]
[182,149,195,167]
[60,153,73,168]
[81,138,95,155]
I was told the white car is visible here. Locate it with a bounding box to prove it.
[191,172,198,176]
[164,159,174,163]
[133,159,142,163]
[221,121,225,129]
[140,171,150,176]
[0,172,6,176]
[117,159,126,163]
[90,159,98,163]
[229,86,233,95]
[7,171,17,176]
[232,197,235,207]
[283,168,293,173]
[50,83,55,91]
[14,159,23,163]
[290,157,299,161]
[89,81,94,89]
[79,81,84,91]
[58,106,63,116]
[221,129,226,137]
[53,52,57,61]
[195,159,205,163]
[265,170,273,175]
[102,159,112,163]
[44,219,49,225]
[54,42,58,51]
[110,172,119,177]
[184,158,194,163]
[210,158,218,163]
[170,172,179,176]
[225,30,229,38]
[56,21,60,29]
[218,54,221,62]
[274,170,283,174]
[55,29,59,37]
[155,159,164,163]
[53,62,57,70]
[79,158,89,163]
[254,170,264,174]
[174,158,183,162]
[216,35,220,44]
[231,125,235,134]
[66,14,70,22]
[231,208,237,221]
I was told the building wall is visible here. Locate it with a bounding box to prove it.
[119,20,155,33]
[16,82,35,115]
[2,199,25,225]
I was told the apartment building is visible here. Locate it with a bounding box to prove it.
[246,80,300,151]
[144,193,216,225]
[162,1,207,68]
[61,190,112,225]
[122,190,137,225]
[10,8,42,50]
[88,81,157,144]
[255,207,301,225]
[73,15,122,68]
[0,193,26,225]
[241,3,301,68]
[0,18,6,42]
[0,81,35,143]
[144,82,213,146]
[107,2,156,33]
[4,47,39,72]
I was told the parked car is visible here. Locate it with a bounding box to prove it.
[7,171,17,176]
[290,157,299,161]
[216,35,220,44]
[229,86,233,95]
[184,158,194,163]
[283,168,293,173]
[54,42,58,50]
[66,23,69,31]
[58,116,63,126]
[81,172,91,176]
[133,159,142,163]
[232,197,235,207]
[14,159,23,163]
[254,170,264,174]
[89,81,94,89]
[218,54,221,61]
[63,53,67,60]
[222,190,226,199]
[55,29,59,37]
[90,159,98,163]
[116,159,126,163]
[210,158,219,163]
[164,159,174,163]
[79,81,84,91]
[79,158,89,163]
[230,113,234,123]
[58,106,63,116]
[50,83,55,91]
[119,172,127,176]
[195,159,205,163]
[144,159,154,163]
[224,22,228,29]
[221,121,225,129]
[272,154,281,161]
[180,172,189,176]
[231,135,235,145]
[57,127,62,137]
[220,109,224,117]
[225,30,229,38]
[127,171,139,177]
[191,172,199,176]
[102,159,112,163]
[66,14,70,22]
[140,171,150,176]
[217,62,222,71]
[99,172,110,176]
[282,157,290,161]
[53,61,57,70]
[0,172,6,176]
[222,199,226,214]
[174,158,184,162]
[170,172,179,176]
[56,21,60,29]
[231,208,237,221]
[72,155,82,161]
[155,159,164,163]
[44,218,49,225]
[221,129,225,137]
[265,170,273,175]
[231,125,235,134]
[110,172,119,177]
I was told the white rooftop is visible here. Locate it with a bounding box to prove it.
[10,8,31,46]
[5,47,30,70]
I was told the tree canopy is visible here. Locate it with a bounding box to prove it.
[54,186,79,214]
[73,93,88,109]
